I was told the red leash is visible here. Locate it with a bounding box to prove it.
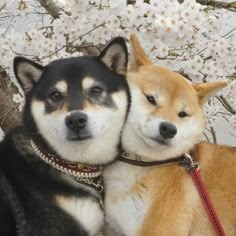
[183,153,226,236]
[119,151,226,235]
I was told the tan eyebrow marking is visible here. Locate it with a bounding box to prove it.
[82,77,95,90]
[55,81,68,94]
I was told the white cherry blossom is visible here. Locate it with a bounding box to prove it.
[0,0,235,144]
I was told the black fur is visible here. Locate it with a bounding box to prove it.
[0,37,130,235]
[0,130,88,236]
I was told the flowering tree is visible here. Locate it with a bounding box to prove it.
[0,0,235,144]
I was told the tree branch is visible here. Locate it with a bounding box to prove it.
[36,0,60,18]
[129,0,236,11]
[203,132,211,142]
[0,3,6,11]
[216,96,236,115]
[195,0,236,11]
[210,126,217,143]
[37,22,106,61]
[0,67,21,132]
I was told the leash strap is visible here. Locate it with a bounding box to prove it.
[119,151,226,235]
[183,153,226,236]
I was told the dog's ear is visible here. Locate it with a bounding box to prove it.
[98,37,128,76]
[192,80,229,105]
[14,57,44,94]
[129,33,152,71]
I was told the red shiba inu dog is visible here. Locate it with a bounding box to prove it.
[104,34,236,236]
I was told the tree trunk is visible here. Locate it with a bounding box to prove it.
[0,67,21,133]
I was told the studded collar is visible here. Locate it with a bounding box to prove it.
[30,139,104,179]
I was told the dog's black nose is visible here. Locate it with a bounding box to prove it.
[159,122,177,139]
[65,112,88,131]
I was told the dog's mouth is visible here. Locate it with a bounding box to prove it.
[150,136,169,146]
[67,134,92,141]
[67,130,92,141]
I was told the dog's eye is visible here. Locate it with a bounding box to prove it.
[145,94,156,106]
[90,86,103,96]
[49,91,64,102]
[178,111,188,118]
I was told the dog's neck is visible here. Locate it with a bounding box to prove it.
[119,150,186,168]
[122,125,162,161]
[29,139,105,195]
[122,124,151,159]
[30,139,104,179]
[12,129,36,158]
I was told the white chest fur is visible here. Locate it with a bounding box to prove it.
[104,162,150,236]
[55,195,104,236]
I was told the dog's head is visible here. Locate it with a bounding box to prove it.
[14,37,130,165]
[122,34,228,161]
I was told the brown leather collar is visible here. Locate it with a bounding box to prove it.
[31,139,104,179]
[118,151,186,167]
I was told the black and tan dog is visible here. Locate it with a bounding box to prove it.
[0,37,130,236]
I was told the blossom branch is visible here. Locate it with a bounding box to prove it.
[216,96,236,115]
[38,22,106,61]
[194,0,236,12]
[205,126,217,143]
[222,27,236,38]
[0,3,6,11]
[0,67,21,131]
[210,126,217,143]
[203,132,211,142]
[36,0,60,18]
[139,0,236,11]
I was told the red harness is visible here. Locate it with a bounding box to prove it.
[119,152,226,236]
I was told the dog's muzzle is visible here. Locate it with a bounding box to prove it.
[65,111,92,141]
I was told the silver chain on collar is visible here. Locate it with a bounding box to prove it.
[75,176,104,193]
[75,177,104,209]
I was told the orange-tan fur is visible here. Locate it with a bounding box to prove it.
[104,34,236,236]
[138,143,236,235]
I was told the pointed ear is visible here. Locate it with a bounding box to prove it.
[129,33,153,71]
[98,37,128,76]
[13,57,44,94]
[192,80,229,105]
